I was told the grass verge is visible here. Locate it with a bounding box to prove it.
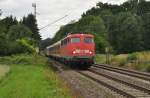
[0,54,72,98]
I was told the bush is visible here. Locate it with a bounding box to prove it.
[0,54,48,66]
[17,39,36,53]
[0,40,35,56]
[118,59,127,67]
[111,54,128,66]
[95,54,106,64]
[127,53,138,61]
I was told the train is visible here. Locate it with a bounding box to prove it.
[45,33,95,68]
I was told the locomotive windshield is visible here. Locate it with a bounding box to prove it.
[71,38,80,43]
[84,37,94,43]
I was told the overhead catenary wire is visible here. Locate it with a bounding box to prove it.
[31,3,69,31]
[39,15,68,31]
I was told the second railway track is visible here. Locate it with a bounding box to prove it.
[93,64,150,81]
[78,68,150,98]
[78,64,150,98]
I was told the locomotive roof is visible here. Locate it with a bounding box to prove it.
[67,33,94,38]
[46,33,94,49]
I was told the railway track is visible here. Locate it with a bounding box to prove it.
[92,64,150,90]
[78,64,150,98]
[79,70,150,98]
[50,59,150,98]
[93,64,150,81]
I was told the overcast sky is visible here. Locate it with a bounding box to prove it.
[0,0,126,39]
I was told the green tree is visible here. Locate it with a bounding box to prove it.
[0,14,39,55]
[137,0,150,16]
[143,13,150,50]
[7,24,32,41]
[22,14,41,44]
[94,33,110,53]
[76,16,107,35]
[0,16,18,32]
[0,19,8,55]
[109,12,144,53]
[122,0,138,14]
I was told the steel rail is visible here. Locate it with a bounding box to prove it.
[78,71,136,98]
[93,64,150,81]
[89,67,150,95]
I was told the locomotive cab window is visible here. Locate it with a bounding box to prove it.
[84,37,94,43]
[71,38,80,43]
[61,38,69,46]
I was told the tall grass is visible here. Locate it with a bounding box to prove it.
[111,54,128,67]
[95,54,106,64]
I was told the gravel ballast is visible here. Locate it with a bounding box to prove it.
[49,60,125,98]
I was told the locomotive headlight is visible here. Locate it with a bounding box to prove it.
[73,51,76,54]
[73,49,80,54]
[89,51,92,54]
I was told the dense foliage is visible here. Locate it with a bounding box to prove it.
[0,13,41,56]
[51,0,150,54]
[21,14,41,44]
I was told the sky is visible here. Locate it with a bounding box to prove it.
[0,0,126,39]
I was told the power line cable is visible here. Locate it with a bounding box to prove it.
[39,15,68,30]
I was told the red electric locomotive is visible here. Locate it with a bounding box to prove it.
[46,33,95,68]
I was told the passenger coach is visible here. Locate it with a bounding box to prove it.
[46,33,95,68]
